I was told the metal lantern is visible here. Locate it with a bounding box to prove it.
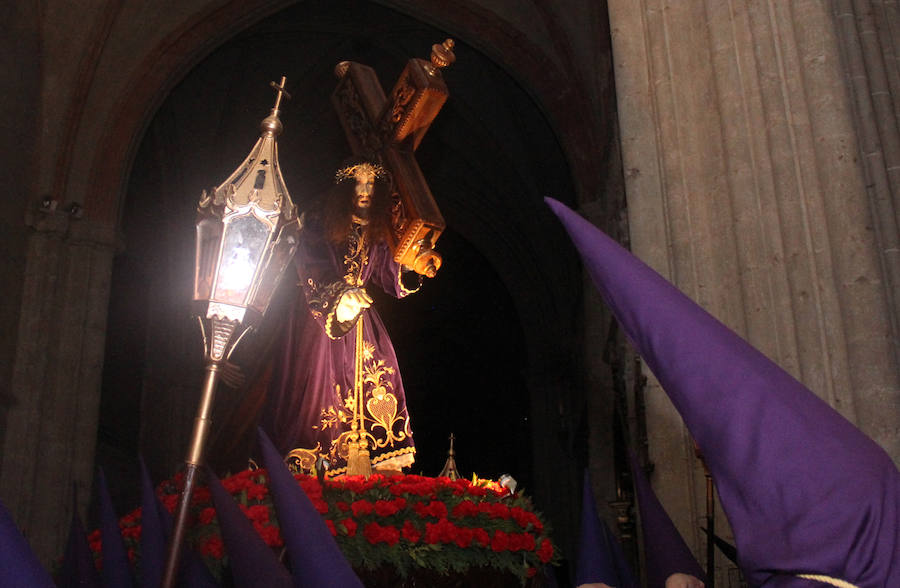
[163,77,300,588]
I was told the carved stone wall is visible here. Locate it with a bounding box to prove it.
[0,212,116,562]
[607,0,900,581]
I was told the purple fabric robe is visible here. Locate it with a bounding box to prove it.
[262,217,420,475]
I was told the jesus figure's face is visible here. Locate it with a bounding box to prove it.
[354,169,375,211]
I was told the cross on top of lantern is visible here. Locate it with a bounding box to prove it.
[193,76,301,363]
[331,39,456,278]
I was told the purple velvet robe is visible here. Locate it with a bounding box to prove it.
[262,217,420,475]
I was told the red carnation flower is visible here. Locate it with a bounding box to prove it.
[160,494,178,514]
[454,526,474,548]
[374,499,400,517]
[312,498,329,514]
[364,522,400,546]
[520,532,536,552]
[121,525,141,540]
[199,506,217,525]
[466,484,488,497]
[199,535,225,558]
[341,518,358,537]
[191,487,211,504]
[246,482,268,501]
[424,518,458,544]
[401,520,421,543]
[389,477,438,496]
[510,506,530,528]
[485,502,510,519]
[473,528,490,547]
[87,529,102,553]
[490,529,510,552]
[415,500,447,519]
[246,504,270,524]
[258,524,283,547]
[299,479,323,500]
[351,500,374,517]
[325,519,337,536]
[451,500,479,519]
[538,538,554,563]
[120,508,141,525]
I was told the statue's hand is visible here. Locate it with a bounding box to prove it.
[413,249,441,278]
[336,288,373,322]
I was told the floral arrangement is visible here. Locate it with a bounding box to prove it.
[88,469,558,585]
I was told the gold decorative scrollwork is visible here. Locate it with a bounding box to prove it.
[390,76,416,123]
[285,444,322,474]
[343,225,368,286]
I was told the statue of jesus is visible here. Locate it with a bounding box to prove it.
[260,160,429,475]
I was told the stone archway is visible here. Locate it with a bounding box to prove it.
[91,0,612,572]
[4,0,621,568]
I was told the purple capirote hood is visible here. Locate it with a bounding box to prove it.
[546,197,900,588]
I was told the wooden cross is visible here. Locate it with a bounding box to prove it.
[331,39,456,276]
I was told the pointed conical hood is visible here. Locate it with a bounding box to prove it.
[207,468,292,587]
[576,470,636,587]
[0,498,54,587]
[628,452,705,587]
[58,497,100,588]
[139,458,165,588]
[257,427,364,588]
[97,469,134,587]
[546,198,900,587]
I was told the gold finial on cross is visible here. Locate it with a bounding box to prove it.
[448,432,456,455]
[269,76,292,111]
[431,39,456,69]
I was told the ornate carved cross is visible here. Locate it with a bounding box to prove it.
[331,39,456,276]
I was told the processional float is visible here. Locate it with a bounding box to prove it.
[162,40,455,586]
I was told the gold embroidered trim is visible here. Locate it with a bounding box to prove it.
[796,574,858,588]
[343,224,368,287]
[371,445,415,465]
[373,448,415,470]
[327,446,416,477]
[285,445,322,474]
[396,263,421,296]
[324,295,355,340]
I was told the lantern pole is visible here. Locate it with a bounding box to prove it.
[161,362,222,587]
[161,77,297,588]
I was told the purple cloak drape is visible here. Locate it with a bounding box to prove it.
[262,218,420,475]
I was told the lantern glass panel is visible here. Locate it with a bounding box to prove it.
[213,214,270,304]
[194,217,222,300]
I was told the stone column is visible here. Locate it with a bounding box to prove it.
[0,208,116,564]
[606,0,900,579]
[831,0,900,431]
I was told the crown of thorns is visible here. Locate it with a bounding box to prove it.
[334,162,389,183]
